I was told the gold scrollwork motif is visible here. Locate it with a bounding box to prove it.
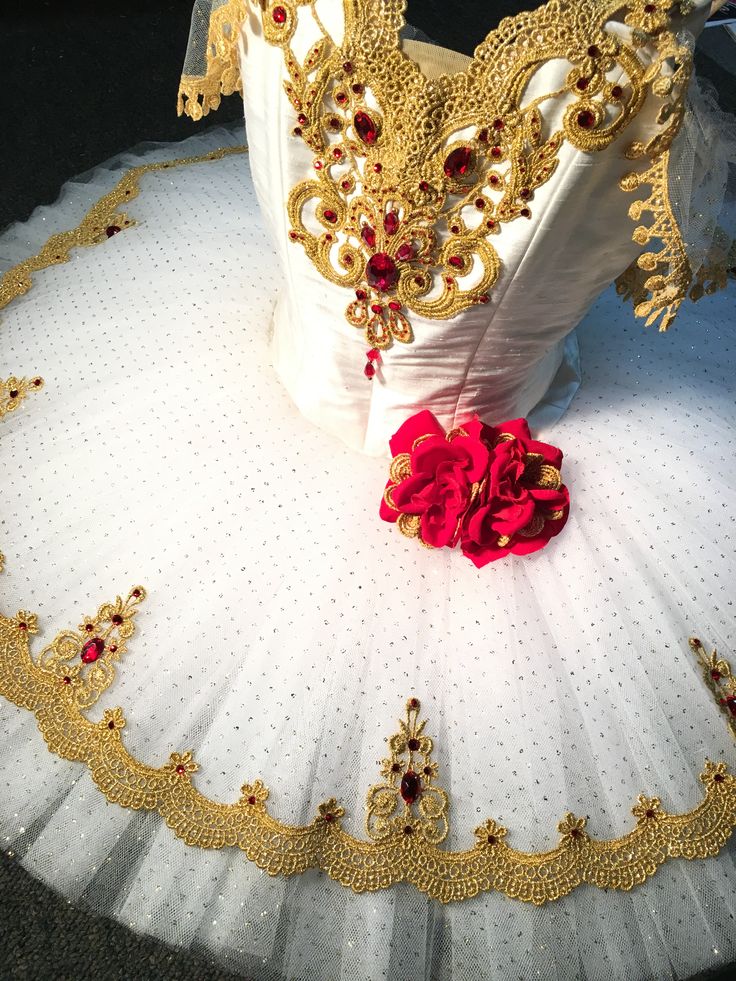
[1,376,44,421]
[690,636,736,741]
[0,147,248,322]
[1,597,735,905]
[255,0,700,349]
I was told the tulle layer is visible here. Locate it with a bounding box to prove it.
[1,125,735,981]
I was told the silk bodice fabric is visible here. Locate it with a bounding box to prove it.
[238,1,710,455]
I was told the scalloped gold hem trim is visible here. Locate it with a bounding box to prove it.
[0,146,247,322]
[177,0,247,121]
[1,595,735,905]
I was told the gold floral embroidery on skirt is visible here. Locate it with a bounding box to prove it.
[1,376,44,421]
[1,591,735,905]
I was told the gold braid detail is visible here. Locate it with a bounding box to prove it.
[177,0,249,120]
[0,147,247,322]
[1,597,735,905]
[1,376,44,421]
[253,0,706,347]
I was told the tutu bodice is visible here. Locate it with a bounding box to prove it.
[233,0,713,453]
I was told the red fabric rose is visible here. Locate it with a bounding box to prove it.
[381,413,570,567]
[380,410,490,548]
[460,418,569,568]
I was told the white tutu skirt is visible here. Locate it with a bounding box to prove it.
[1,124,735,981]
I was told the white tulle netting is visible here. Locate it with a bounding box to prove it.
[1,124,735,981]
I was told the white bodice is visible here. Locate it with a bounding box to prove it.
[238,0,710,456]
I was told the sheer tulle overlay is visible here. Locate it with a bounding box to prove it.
[1,126,735,981]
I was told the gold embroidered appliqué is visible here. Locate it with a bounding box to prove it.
[1,376,44,421]
[1,595,735,905]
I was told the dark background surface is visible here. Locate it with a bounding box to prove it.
[1,3,735,980]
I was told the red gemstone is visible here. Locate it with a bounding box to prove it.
[645,809,655,819]
[81,638,105,664]
[475,197,485,209]
[407,738,420,751]
[403,825,413,835]
[17,621,26,630]
[373,163,382,173]
[367,348,380,361]
[366,253,399,291]
[33,378,42,386]
[714,773,725,783]
[355,289,367,301]
[478,128,489,143]
[62,676,71,685]
[644,3,656,11]
[323,209,338,223]
[493,118,504,130]
[487,834,497,845]
[329,117,341,130]
[297,113,307,126]
[577,109,596,129]
[108,720,115,730]
[341,179,351,190]
[324,812,335,822]
[9,390,19,399]
[576,78,589,91]
[450,225,460,234]
[352,83,363,94]
[588,44,601,57]
[361,225,376,248]
[726,696,736,717]
[332,148,342,159]
[342,61,353,74]
[520,187,531,198]
[391,762,401,773]
[354,110,378,145]
[132,589,141,597]
[272,6,287,24]
[448,256,463,268]
[491,146,502,158]
[478,294,490,303]
[611,85,623,99]
[443,146,472,179]
[413,275,424,285]
[370,303,383,314]
[400,770,421,804]
[175,764,186,775]
[384,211,399,236]
[292,127,302,137]
[521,207,531,218]
[344,255,353,265]
[711,670,722,681]
[111,614,123,625]
[335,92,347,104]
[314,160,323,169]
[85,623,94,632]
[106,225,121,237]
[109,645,117,653]
[418,180,430,192]
[364,363,376,379]
[396,243,413,262]
[248,795,257,804]
[409,698,419,708]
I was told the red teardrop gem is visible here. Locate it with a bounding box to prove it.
[354,110,378,145]
[323,209,338,223]
[443,146,472,179]
[364,363,376,379]
[81,638,105,664]
[366,253,399,292]
[727,696,736,717]
[361,225,376,248]
[383,211,399,236]
[396,243,413,262]
[272,6,287,24]
[400,770,421,805]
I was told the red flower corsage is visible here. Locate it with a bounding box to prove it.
[380,410,570,568]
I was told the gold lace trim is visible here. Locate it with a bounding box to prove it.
[0,147,247,323]
[177,0,248,120]
[1,376,44,421]
[1,590,735,905]
[250,0,701,348]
